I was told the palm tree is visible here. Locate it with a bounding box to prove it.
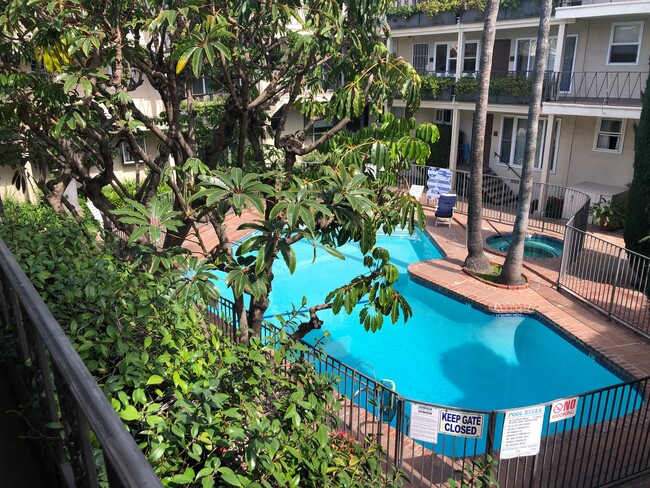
[497,0,553,285]
[464,0,500,273]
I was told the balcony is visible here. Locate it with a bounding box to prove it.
[545,71,646,107]
[401,70,646,107]
[387,0,543,30]
[414,71,534,104]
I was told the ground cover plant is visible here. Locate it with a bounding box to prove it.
[0,201,403,487]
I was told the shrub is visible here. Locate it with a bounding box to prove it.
[0,202,403,487]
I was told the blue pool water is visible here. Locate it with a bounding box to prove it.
[218,229,631,411]
[486,233,563,258]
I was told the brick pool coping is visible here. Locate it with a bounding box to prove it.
[418,210,650,380]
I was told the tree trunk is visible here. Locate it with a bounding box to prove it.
[464,0,500,273]
[234,295,250,344]
[498,0,553,286]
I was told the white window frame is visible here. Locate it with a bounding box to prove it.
[433,109,452,124]
[559,35,578,94]
[433,42,458,75]
[412,43,430,74]
[593,118,626,153]
[121,137,146,164]
[607,22,643,66]
[462,41,480,73]
[549,118,562,174]
[515,37,557,73]
[191,76,217,96]
[498,116,547,170]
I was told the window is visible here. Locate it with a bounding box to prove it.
[309,118,334,143]
[434,43,457,74]
[121,138,146,164]
[412,43,429,74]
[191,76,217,95]
[594,118,625,153]
[499,117,546,169]
[515,38,557,74]
[549,118,562,174]
[462,42,479,73]
[559,35,578,93]
[608,22,643,65]
[433,109,452,124]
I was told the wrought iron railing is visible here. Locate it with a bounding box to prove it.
[545,71,647,104]
[0,238,161,487]
[402,165,591,234]
[209,296,650,487]
[559,225,650,337]
[401,70,646,106]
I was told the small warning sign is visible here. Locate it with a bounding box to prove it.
[410,403,439,444]
[550,397,579,423]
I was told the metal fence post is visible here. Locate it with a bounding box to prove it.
[608,247,625,320]
[394,395,405,467]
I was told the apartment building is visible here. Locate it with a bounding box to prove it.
[388,0,649,204]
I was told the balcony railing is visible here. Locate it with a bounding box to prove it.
[545,71,646,105]
[0,238,161,487]
[387,0,543,29]
[404,70,646,106]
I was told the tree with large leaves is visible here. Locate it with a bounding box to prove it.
[497,0,553,286]
[0,0,438,342]
[463,0,499,273]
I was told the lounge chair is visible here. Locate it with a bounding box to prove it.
[435,194,457,227]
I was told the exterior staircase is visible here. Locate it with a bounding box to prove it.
[481,166,519,206]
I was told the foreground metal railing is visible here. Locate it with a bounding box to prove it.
[210,296,650,487]
[0,239,161,487]
[402,165,591,234]
[559,225,650,337]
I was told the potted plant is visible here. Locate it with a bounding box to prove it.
[590,200,624,231]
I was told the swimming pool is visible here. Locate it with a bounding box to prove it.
[228,229,630,412]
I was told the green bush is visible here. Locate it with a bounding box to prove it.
[102,179,172,209]
[0,203,403,487]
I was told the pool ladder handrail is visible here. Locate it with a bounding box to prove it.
[347,362,397,431]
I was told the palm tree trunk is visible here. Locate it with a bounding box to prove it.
[498,0,553,286]
[464,0,500,273]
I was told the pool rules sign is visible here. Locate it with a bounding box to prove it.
[501,406,545,459]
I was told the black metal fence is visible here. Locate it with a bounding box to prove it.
[403,165,591,235]
[209,296,650,487]
[559,225,650,337]
[0,239,161,487]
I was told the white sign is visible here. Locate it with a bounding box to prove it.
[438,409,484,438]
[501,405,545,459]
[410,404,440,444]
[550,397,579,423]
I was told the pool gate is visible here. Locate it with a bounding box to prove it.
[207,296,650,488]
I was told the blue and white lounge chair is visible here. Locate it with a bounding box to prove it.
[435,194,457,227]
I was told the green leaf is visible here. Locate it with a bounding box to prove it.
[169,468,195,484]
[147,375,164,385]
[217,467,244,487]
[118,405,141,421]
